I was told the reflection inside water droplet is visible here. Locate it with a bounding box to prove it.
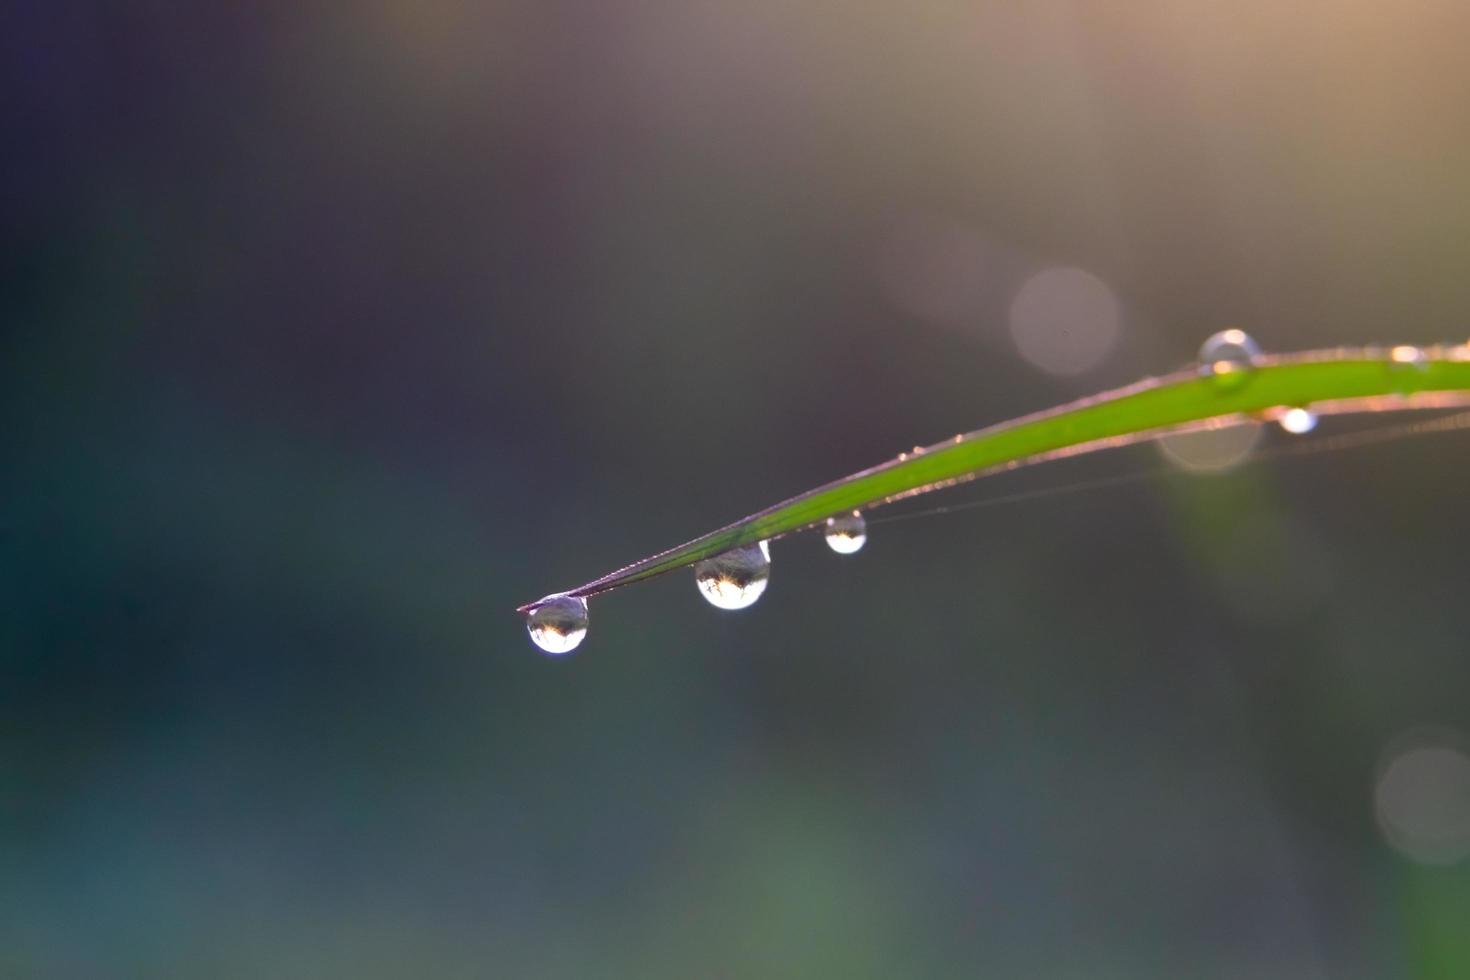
[824,512,867,555]
[1198,329,1261,389]
[1279,407,1317,434]
[526,594,589,655]
[693,541,771,610]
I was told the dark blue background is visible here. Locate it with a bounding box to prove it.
[5,3,1470,975]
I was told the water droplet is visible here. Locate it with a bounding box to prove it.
[1390,345,1428,368]
[824,512,867,555]
[1198,329,1261,389]
[694,541,771,610]
[1387,346,1430,394]
[526,594,589,655]
[1278,407,1317,435]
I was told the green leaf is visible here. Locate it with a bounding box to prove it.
[519,345,1470,613]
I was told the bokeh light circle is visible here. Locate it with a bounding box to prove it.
[1375,729,1470,866]
[1157,421,1263,473]
[1008,267,1121,376]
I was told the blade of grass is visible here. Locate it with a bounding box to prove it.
[518,344,1470,612]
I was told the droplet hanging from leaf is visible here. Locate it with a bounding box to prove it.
[525,595,589,655]
[824,512,867,555]
[1279,407,1317,434]
[693,541,771,610]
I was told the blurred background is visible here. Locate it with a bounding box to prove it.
[5,2,1470,976]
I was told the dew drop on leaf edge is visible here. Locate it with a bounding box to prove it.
[1198,329,1261,389]
[1389,345,1428,369]
[526,594,589,655]
[1388,345,1429,393]
[824,511,867,555]
[694,541,771,610]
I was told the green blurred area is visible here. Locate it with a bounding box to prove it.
[4,1,1470,976]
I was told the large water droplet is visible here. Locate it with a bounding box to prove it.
[526,594,588,655]
[1279,407,1317,435]
[1198,329,1261,389]
[694,541,770,610]
[824,511,867,555]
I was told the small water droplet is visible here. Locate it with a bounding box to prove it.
[1390,345,1428,368]
[694,541,771,610]
[1198,329,1261,389]
[824,512,867,555]
[526,594,588,655]
[1279,407,1317,434]
[1387,346,1430,393]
